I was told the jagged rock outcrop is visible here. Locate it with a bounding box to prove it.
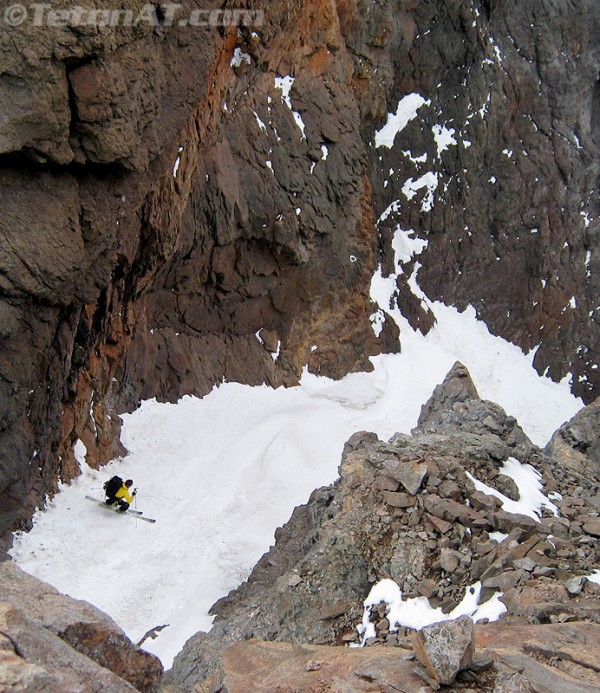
[1,0,599,560]
[165,364,600,691]
[0,559,162,691]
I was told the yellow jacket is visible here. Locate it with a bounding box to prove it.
[115,484,134,504]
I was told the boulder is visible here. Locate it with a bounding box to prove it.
[411,615,475,685]
[0,562,162,691]
[382,459,428,495]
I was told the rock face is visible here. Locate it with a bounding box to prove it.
[165,364,600,691]
[0,0,390,543]
[0,0,599,557]
[200,622,600,693]
[0,559,162,691]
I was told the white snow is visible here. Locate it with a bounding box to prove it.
[172,146,184,178]
[392,227,428,265]
[489,531,509,543]
[401,172,438,212]
[466,457,559,522]
[378,200,401,224]
[402,150,428,164]
[432,124,457,157]
[10,227,583,670]
[254,112,267,132]
[375,93,430,148]
[355,578,506,645]
[73,439,87,466]
[230,47,251,68]
[274,76,306,140]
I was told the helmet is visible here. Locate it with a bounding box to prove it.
[125,479,133,487]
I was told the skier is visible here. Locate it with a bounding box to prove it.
[105,478,136,512]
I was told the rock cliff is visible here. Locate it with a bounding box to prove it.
[0,0,599,587]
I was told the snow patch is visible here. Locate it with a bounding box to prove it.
[432,124,457,157]
[73,440,87,466]
[230,47,251,68]
[466,457,559,522]
[375,93,430,148]
[274,76,306,140]
[355,578,506,645]
[402,172,438,212]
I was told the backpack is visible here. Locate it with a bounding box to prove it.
[103,475,123,499]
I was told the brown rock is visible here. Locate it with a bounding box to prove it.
[424,496,490,529]
[492,511,540,533]
[204,639,431,692]
[471,490,503,513]
[0,562,161,691]
[381,490,413,508]
[426,513,453,534]
[376,475,400,492]
[501,583,570,622]
[438,480,462,500]
[411,615,475,686]
[417,579,438,599]
[582,517,600,537]
[318,603,348,621]
[477,622,600,693]
[440,548,461,574]
[0,601,139,692]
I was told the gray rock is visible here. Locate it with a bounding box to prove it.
[513,557,536,572]
[565,575,587,596]
[494,671,534,692]
[411,615,475,686]
[382,459,428,495]
[415,362,480,433]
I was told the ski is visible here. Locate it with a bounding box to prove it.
[85,495,156,523]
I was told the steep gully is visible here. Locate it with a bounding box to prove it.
[0,0,598,619]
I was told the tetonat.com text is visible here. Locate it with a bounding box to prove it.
[2,4,264,28]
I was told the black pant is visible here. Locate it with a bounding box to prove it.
[106,497,130,511]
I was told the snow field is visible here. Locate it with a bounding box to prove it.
[10,300,582,667]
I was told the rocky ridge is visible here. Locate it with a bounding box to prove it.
[164,363,600,691]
